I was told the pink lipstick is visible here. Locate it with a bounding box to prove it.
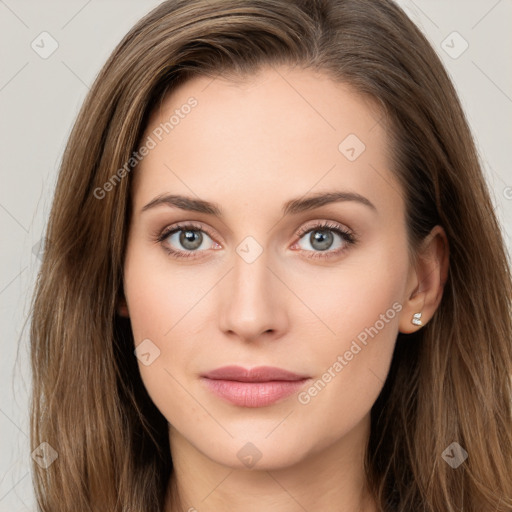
[200,365,310,407]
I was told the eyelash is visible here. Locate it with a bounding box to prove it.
[155,221,357,260]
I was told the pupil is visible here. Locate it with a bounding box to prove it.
[311,230,333,251]
[180,230,202,250]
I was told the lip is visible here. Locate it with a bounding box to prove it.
[201,365,309,382]
[200,365,311,407]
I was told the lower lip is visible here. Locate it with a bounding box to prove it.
[201,378,309,407]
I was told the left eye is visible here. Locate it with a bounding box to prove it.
[295,224,354,254]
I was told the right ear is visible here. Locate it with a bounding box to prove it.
[117,292,130,318]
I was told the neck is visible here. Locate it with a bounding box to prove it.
[165,414,378,512]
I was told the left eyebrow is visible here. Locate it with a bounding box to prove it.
[282,191,377,215]
[140,190,377,216]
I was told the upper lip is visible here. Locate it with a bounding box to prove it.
[201,365,309,382]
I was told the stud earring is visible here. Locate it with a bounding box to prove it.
[411,312,423,326]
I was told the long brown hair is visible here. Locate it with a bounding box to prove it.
[29,0,512,510]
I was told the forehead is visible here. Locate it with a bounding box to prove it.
[132,66,402,219]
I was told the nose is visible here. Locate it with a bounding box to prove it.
[218,247,289,343]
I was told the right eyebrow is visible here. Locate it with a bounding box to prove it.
[141,194,223,216]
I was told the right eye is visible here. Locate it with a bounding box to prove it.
[157,223,221,259]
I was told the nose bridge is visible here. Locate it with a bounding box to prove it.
[218,241,287,340]
[233,248,271,301]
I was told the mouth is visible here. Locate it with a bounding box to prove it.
[200,365,311,407]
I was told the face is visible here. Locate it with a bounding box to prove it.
[122,66,413,470]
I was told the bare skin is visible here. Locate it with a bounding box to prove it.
[120,65,449,512]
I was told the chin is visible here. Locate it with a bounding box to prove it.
[197,432,314,471]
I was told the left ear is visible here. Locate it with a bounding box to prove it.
[398,225,449,334]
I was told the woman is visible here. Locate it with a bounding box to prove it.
[29,0,512,510]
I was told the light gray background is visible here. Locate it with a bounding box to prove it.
[1,1,511,510]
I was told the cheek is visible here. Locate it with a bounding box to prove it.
[123,243,214,343]
[290,242,407,415]
[122,243,217,418]
[294,236,407,345]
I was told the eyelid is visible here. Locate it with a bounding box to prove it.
[156,220,352,243]
[156,221,216,242]
[294,219,354,239]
